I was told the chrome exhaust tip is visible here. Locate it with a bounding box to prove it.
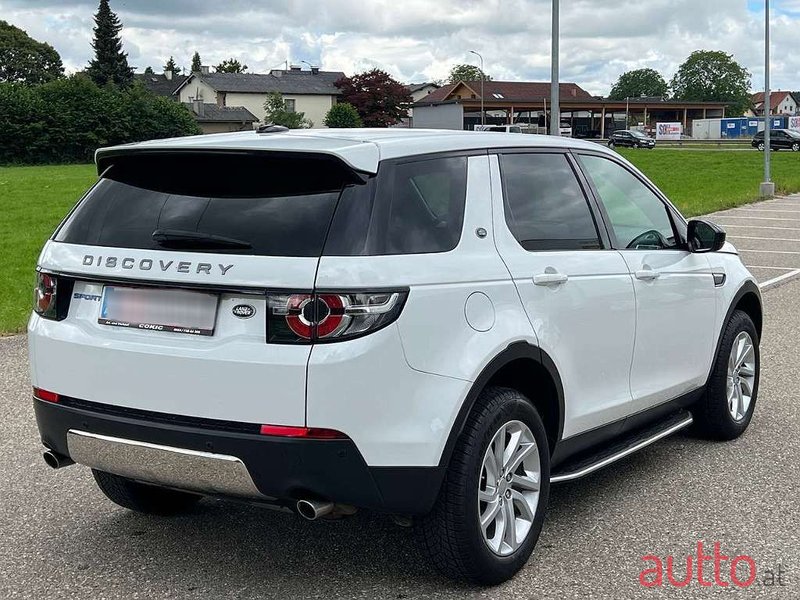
[296,499,335,521]
[43,450,74,469]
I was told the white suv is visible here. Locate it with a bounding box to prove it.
[30,129,762,584]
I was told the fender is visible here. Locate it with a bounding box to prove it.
[436,341,565,469]
[705,279,762,386]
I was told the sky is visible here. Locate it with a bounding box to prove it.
[1,0,798,96]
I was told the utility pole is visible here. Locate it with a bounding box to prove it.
[550,0,560,136]
[761,0,775,198]
[469,50,485,126]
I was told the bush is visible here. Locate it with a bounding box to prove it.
[323,102,362,128]
[0,75,200,164]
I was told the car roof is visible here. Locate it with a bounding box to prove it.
[95,128,613,175]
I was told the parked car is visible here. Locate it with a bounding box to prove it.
[31,129,761,585]
[475,124,523,133]
[752,128,800,151]
[608,129,656,149]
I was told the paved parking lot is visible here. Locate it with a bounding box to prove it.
[1,197,799,598]
[705,193,800,289]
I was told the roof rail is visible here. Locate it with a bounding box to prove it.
[256,124,290,134]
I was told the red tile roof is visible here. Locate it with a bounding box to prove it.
[751,91,792,112]
[420,80,593,104]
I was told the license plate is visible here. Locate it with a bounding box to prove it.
[99,286,218,336]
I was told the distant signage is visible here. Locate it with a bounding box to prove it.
[789,116,800,131]
[727,122,737,129]
[656,122,682,140]
[749,120,758,127]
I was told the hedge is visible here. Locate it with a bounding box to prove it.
[0,75,201,164]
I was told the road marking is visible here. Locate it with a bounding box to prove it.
[717,224,800,231]
[732,208,800,214]
[727,235,800,242]
[739,248,800,254]
[714,216,800,222]
[759,269,800,290]
[749,265,800,270]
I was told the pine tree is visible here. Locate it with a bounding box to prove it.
[190,51,202,73]
[86,0,133,87]
[163,56,181,75]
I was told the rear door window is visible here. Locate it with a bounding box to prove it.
[499,153,602,251]
[56,153,362,257]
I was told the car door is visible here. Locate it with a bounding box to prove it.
[489,151,636,437]
[576,152,717,413]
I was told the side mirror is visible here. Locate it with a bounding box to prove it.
[687,219,726,253]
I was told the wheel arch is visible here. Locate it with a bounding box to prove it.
[437,341,564,468]
[707,280,763,385]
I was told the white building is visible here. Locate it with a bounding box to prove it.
[174,66,345,128]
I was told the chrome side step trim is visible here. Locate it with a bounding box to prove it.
[550,414,694,484]
[67,429,267,499]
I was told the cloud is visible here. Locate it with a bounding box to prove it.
[0,0,795,94]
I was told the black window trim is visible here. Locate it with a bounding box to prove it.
[571,149,689,252]
[494,148,610,252]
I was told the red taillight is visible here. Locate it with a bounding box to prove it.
[33,387,59,403]
[34,272,58,319]
[267,291,406,344]
[259,424,347,439]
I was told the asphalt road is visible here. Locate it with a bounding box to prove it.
[2,220,800,599]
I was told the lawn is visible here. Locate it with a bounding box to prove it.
[0,164,97,334]
[617,148,800,216]
[1,150,800,334]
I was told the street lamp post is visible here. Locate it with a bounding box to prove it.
[469,50,485,126]
[550,0,560,136]
[761,0,775,198]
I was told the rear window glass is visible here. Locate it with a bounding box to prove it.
[324,155,467,255]
[55,153,362,257]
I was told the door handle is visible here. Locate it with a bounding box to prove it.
[533,273,569,286]
[635,269,661,281]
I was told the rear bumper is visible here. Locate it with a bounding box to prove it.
[35,398,443,515]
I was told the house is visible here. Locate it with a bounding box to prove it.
[399,82,441,126]
[747,91,800,116]
[173,65,345,128]
[133,69,187,99]
[183,100,258,134]
[413,79,728,136]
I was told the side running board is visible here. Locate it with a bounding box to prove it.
[550,410,694,484]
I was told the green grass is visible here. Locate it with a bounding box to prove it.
[1,151,800,333]
[617,149,800,216]
[0,164,97,334]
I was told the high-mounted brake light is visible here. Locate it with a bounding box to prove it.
[267,291,407,344]
[33,387,59,403]
[259,424,347,439]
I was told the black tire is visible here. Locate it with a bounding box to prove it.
[92,470,202,515]
[792,143,799,152]
[608,141,615,149]
[757,142,765,151]
[416,387,550,585]
[693,310,760,440]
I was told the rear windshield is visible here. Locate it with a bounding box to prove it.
[56,151,468,258]
[56,153,362,257]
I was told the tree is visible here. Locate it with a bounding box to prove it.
[86,0,133,87]
[334,69,411,127]
[215,58,247,73]
[0,20,64,84]
[162,56,181,75]
[324,102,362,128]
[143,66,154,74]
[670,50,751,116]
[190,51,202,73]
[263,91,312,128]
[448,63,492,84]
[608,68,668,100]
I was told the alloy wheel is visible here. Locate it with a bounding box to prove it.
[727,331,756,421]
[478,420,541,556]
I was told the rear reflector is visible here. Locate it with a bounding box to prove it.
[33,387,59,403]
[259,424,346,439]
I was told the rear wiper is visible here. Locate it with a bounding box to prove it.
[152,229,252,250]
